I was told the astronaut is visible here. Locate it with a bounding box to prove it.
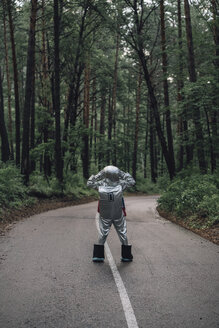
[87,165,135,262]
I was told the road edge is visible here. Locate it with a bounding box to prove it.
[157,207,219,246]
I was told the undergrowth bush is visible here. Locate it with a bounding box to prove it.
[63,172,97,198]
[0,165,98,219]
[135,173,162,194]
[28,171,97,199]
[158,172,219,228]
[29,173,58,198]
[0,163,34,209]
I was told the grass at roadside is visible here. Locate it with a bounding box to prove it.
[157,171,219,229]
[0,163,98,225]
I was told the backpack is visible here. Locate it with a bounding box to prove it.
[98,184,123,219]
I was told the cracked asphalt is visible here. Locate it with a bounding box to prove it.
[0,196,219,328]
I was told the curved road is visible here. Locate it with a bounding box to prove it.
[0,196,218,328]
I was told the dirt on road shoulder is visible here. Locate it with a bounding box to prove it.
[157,207,219,246]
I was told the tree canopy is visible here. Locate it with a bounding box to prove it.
[0,0,218,185]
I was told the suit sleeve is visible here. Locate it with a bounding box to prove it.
[118,170,136,190]
[87,170,105,189]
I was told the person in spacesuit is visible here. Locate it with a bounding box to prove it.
[87,165,135,262]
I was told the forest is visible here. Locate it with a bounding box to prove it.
[0,0,218,229]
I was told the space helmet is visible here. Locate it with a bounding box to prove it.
[103,165,120,182]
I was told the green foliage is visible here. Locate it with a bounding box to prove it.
[63,173,98,198]
[28,171,98,199]
[0,162,34,209]
[134,172,174,194]
[0,163,97,217]
[135,173,161,194]
[156,174,171,192]
[158,172,219,228]
[30,140,55,162]
[28,173,57,198]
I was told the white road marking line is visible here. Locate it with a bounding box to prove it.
[95,214,139,328]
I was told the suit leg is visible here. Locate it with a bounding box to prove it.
[98,216,112,245]
[113,215,128,245]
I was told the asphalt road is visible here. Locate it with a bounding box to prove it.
[0,196,218,328]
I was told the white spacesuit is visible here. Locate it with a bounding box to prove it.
[87,165,135,262]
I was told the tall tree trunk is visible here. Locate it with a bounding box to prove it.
[107,86,112,164]
[41,0,51,176]
[125,0,174,179]
[149,101,156,183]
[212,0,219,71]
[123,106,127,171]
[177,0,183,169]
[47,33,55,117]
[132,67,142,181]
[126,76,132,172]
[53,0,63,183]
[63,64,83,173]
[204,109,215,174]
[138,51,175,179]
[7,0,20,166]
[184,0,207,173]
[160,0,175,175]
[176,0,192,169]
[144,105,149,178]
[177,117,184,171]
[90,75,96,159]
[123,105,131,172]
[3,3,14,159]
[112,33,119,166]
[177,0,186,170]
[211,0,218,172]
[71,63,84,127]
[98,89,106,170]
[154,138,158,179]
[94,77,98,165]
[30,62,35,172]
[0,68,10,162]
[127,104,131,172]
[63,5,88,145]
[82,60,90,179]
[21,0,37,184]
[210,111,217,172]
